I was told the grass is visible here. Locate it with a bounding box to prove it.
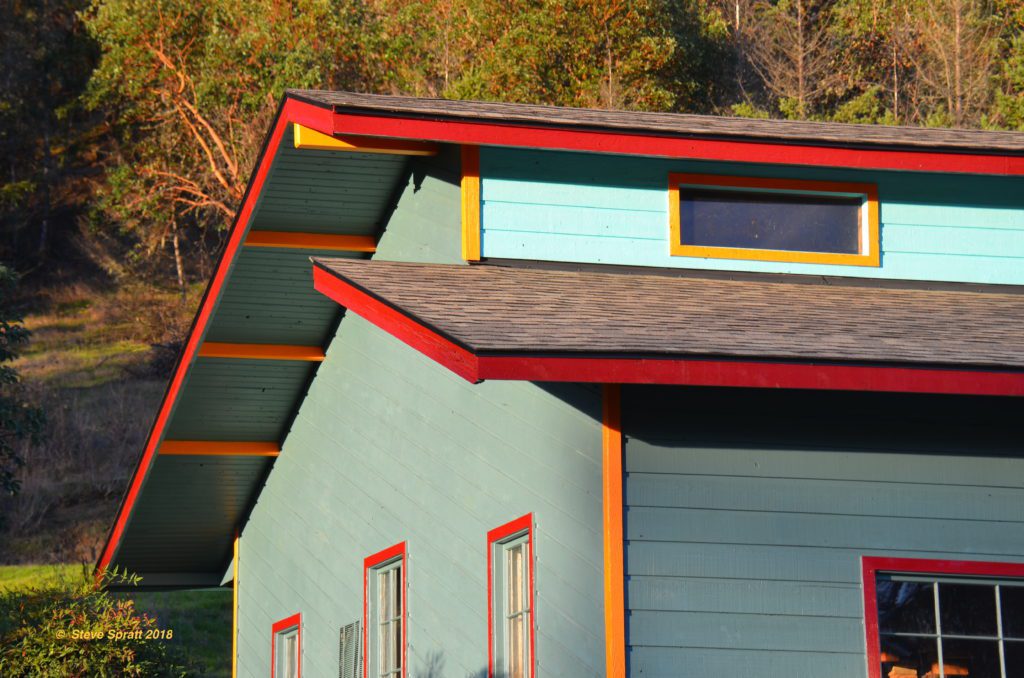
[0,564,232,677]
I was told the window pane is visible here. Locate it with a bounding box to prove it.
[381,621,393,675]
[395,565,402,619]
[941,638,1001,678]
[285,633,297,678]
[1004,639,1024,675]
[878,580,936,634]
[679,188,861,254]
[393,618,402,672]
[879,635,939,678]
[508,546,522,615]
[1001,586,1024,639]
[939,583,997,637]
[508,614,523,678]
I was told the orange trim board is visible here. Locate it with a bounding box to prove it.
[158,440,280,457]
[293,123,437,156]
[245,231,376,252]
[198,342,325,362]
[668,173,880,267]
[602,384,626,678]
[461,145,481,261]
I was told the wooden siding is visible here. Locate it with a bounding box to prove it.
[236,156,607,677]
[479,147,1024,285]
[622,386,1024,678]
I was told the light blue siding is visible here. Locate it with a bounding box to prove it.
[622,386,1024,677]
[480,147,1024,284]
[236,154,606,678]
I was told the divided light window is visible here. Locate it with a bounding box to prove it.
[668,173,880,267]
[271,613,301,678]
[365,543,406,678]
[488,515,534,678]
[864,558,1024,678]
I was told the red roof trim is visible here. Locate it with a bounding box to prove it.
[96,98,335,578]
[331,111,1024,176]
[313,263,1024,396]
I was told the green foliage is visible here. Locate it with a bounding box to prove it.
[0,566,190,677]
[0,266,44,495]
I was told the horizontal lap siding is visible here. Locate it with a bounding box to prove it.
[238,158,606,678]
[480,147,1024,285]
[622,386,1024,678]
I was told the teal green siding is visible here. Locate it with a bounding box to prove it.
[480,147,1024,285]
[623,387,1024,678]
[236,157,606,677]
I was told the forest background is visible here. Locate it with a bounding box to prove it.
[1,0,1023,673]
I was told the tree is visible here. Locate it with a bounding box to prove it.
[0,265,44,496]
[745,0,842,119]
[82,0,374,290]
[909,0,1001,127]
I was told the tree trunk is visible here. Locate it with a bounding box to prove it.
[172,224,186,298]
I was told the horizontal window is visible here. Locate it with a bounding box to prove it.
[668,173,880,267]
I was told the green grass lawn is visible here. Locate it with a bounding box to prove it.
[0,564,232,677]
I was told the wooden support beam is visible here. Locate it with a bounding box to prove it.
[198,342,325,362]
[293,123,438,156]
[244,230,377,253]
[159,441,280,457]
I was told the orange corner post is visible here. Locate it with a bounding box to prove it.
[461,145,481,261]
[602,384,626,678]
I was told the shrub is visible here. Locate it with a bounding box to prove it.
[0,566,191,677]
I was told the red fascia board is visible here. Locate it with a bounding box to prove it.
[477,355,1024,396]
[96,98,334,579]
[312,265,481,382]
[862,556,1024,678]
[312,264,1024,397]
[332,111,1024,176]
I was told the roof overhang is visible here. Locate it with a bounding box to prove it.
[312,258,1024,397]
[289,90,1024,176]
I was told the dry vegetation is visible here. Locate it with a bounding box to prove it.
[0,282,202,565]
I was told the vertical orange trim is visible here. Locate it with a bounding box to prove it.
[461,145,481,261]
[232,532,239,678]
[602,384,626,678]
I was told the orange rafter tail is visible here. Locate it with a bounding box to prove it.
[198,342,326,361]
[159,440,281,457]
[244,231,377,253]
[293,123,438,156]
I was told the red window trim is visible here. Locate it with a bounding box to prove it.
[862,556,1024,678]
[270,612,302,678]
[487,514,536,678]
[364,542,408,678]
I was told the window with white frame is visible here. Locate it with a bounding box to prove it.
[365,543,405,678]
[489,515,533,678]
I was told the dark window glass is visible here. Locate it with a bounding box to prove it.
[878,580,936,634]
[942,638,1001,678]
[1004,640,1024,674]
[880,635,939,678]
[940,584,998,637]
[678,188,861,254]
[1001,586,1024,639]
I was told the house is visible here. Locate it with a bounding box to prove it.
[98,91,1024,678]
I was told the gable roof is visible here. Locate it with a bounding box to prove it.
[97,90,1024,588]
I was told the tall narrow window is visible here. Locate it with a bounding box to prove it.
[271,613,301,678]
[863,557,1024,678]
[488,514,534,678]
[365,543,406,678]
